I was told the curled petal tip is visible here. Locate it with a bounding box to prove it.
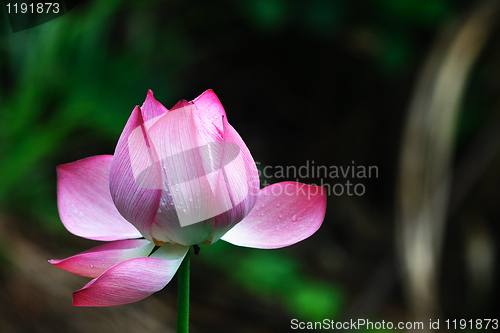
[141,90,169,125]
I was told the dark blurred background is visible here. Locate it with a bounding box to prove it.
[1,0,500,332]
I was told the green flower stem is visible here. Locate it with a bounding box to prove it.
[177,247,191,333]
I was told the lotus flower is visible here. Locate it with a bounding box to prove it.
[49,90,327,306]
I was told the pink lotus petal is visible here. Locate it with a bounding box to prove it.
[57,155,142,241]
[110,106,163,243]
[48,239,154,278]
[221,182,327,249]
[73,243,189,307]
[141,90,169,129]
[209,116,260,244]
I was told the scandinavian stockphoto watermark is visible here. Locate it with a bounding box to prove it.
[257,160,378,197]
[128,111,377,227]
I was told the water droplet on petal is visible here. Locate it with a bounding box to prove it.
[292,214,297,221]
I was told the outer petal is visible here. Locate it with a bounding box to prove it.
[57,155,142,241]
[110,106,163,243]
[48,239,154,278]
[221,182,327,249]
[73,243,189,307]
